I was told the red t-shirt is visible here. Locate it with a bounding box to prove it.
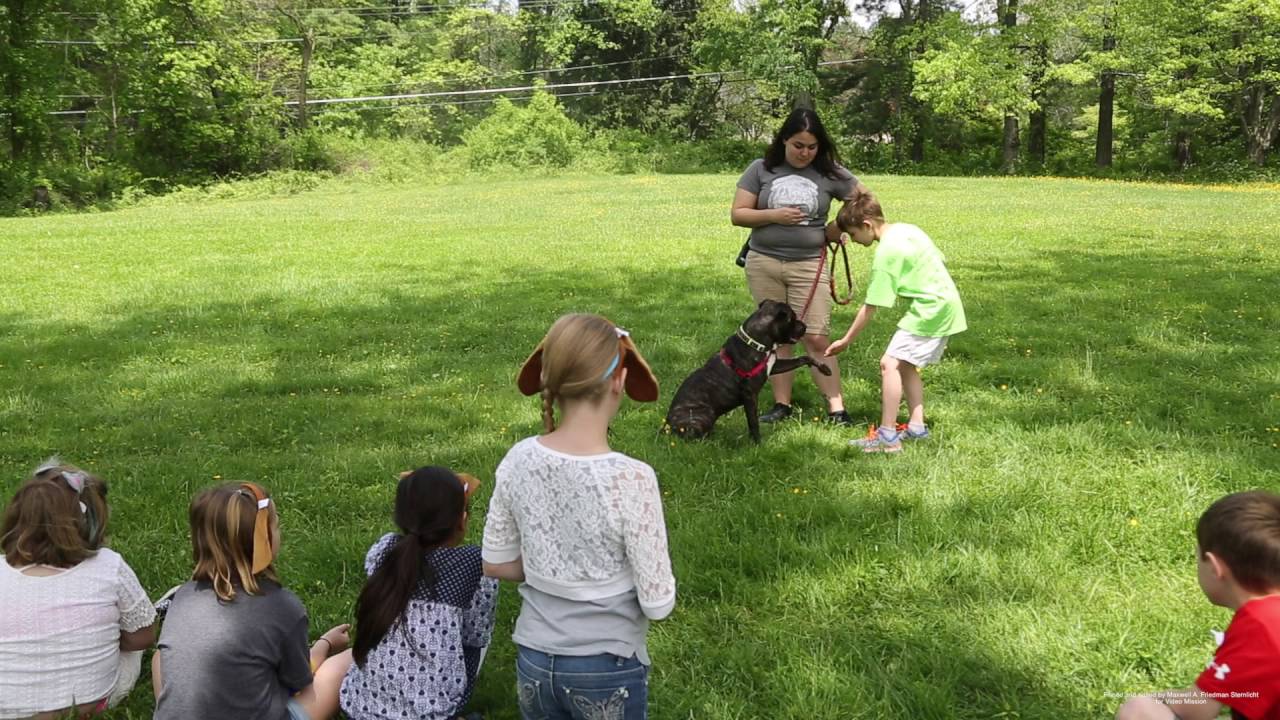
[1196,594,1280,720]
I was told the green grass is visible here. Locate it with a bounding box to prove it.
[2,173,1278,719]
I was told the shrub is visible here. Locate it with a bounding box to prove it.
[463,92,585,169]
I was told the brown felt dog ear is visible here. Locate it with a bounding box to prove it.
[515,322,660,402]
[238,482,273,575]
[618,334,658,402]
[455,472,481,499]
[516,341,546,397]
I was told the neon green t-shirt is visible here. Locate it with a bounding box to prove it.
[863,223,967,337]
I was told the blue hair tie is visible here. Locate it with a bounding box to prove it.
[601,352,620,381]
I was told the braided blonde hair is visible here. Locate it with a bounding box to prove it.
[537,314,623,431]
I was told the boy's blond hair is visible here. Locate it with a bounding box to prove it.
[1197,490,1280,593]
[189,482,279,601]
[837,191,885,233]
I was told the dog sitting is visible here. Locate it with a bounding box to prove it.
[665,300,831,443]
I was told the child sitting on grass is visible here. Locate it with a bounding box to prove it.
[0,459,157,719]
[153,482,352,720]
[340,467,498,720]
[824,191,967,453]
[1115,490,1280,720]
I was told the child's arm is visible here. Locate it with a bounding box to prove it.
[308,624,350,671]
[120,623,157,651]
[825,304,877,357]
[482,558,525,582]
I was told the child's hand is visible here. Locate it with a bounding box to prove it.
[321,624,351,654]
[824,338,850,357]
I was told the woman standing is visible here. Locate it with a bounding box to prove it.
[732,107,867,425]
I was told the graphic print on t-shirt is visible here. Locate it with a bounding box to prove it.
[768,174,819,222]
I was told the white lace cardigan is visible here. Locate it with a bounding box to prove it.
[482,437,676,619]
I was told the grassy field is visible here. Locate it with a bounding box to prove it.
[2,173,1278,719]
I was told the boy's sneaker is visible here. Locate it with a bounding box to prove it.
[759,403,793,423]
[826,410,854,426]
[849,425,903,453]
[896,423,931,440]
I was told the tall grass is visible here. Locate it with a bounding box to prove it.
[1,174,1277,718]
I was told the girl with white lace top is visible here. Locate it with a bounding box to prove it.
[482,313,677,720]
[0,459,157,720]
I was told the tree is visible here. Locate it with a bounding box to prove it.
[997,0,1019,172]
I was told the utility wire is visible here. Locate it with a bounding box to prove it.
[36,58,869,115]
[290,58,867,106]
[302,53,685,95]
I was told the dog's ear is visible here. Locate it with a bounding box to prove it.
[516,342,546,396]
[619,336,659,402]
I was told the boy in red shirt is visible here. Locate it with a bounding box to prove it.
[1116,490,1280,720]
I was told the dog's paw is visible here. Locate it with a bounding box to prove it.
[814,362,833,376]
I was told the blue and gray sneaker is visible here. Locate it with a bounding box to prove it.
[850,425,903,453]
[896,423,931,440]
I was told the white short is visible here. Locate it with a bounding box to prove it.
[886,330,949,368]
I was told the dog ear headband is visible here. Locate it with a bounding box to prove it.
[237,483,274,574]
[517,323,658,402]
[34,460,100,541]
[455,472,481,501]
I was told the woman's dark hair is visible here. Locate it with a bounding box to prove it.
[352,467,466,667]
[763,107,843,179]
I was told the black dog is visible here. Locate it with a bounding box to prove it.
[665,300,831,443]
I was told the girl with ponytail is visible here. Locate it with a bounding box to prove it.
[339,467,498,720]
[485,314,676,719]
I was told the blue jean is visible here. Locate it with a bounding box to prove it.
[515,645,649,720]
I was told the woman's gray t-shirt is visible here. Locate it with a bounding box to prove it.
[737,158,857,260]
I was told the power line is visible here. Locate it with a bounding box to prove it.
[34,58,869,116]
[290,58,868,106]
[301,53,685,94]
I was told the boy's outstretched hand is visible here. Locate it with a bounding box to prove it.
[825,338,851,357]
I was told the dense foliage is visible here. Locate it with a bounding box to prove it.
[2,0,1277,213]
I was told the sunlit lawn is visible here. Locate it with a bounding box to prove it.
[2,173,1278,719]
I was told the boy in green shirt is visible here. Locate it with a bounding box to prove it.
[824,192,966,453]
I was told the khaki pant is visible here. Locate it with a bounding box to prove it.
[743,251,832,336]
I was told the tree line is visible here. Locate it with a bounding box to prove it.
[1,0,1277,212]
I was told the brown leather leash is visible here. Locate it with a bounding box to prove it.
[798,239,858,320]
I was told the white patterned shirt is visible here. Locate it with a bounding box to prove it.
[482,438,676,658]
[0,549,155,719]
[340,535,498,720]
